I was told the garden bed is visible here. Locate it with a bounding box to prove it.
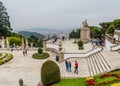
[32,52,49,59]
[53,69,120,86]
[0,52,13,65]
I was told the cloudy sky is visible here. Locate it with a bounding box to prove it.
[1,0,120,30]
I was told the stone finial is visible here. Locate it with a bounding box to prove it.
[59,41,62,51]
[19,78,23,86]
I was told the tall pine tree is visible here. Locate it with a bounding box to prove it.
[0,1,12,37]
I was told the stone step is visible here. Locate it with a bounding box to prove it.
[92,53,103,73]
[86,56,93,76]
[90,55,100,75]
[99,52,111,69]
[94,53,105,72]
[88,55,96,76]
[87,51,111,76]
[96,52,107,71]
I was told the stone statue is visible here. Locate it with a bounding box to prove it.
[82,19,88,28]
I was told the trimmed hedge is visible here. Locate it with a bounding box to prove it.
[78,40,84,50]
[0,53,13,65]
[41,60,60,85]
[32,52,49,59]
[6,54,13,62]
[38,48,43,54]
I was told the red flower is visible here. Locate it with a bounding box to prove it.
[86,79,95,85]
[100,74,111,78]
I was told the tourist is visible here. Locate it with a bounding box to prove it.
[91,39,93,45]
[62,36,64,41]
[74,60,78,74]
[23,49,25,56]
[25,48,27,56]
[92,39,96,49]
[65,60,69,72]
[68,61,71,72]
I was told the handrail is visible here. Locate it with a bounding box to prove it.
[110,44,120,51]
[64,46,102,54]
[46,43,59,51]
[46,43,103,60]
[46,43,59,46]
[105,34,116,44]
[63,47,102,59]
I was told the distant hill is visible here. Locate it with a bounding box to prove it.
[13,27,72,34]
[18,31,45,39]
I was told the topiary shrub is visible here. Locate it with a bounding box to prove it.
[78,40,84,50]
[0,59,5,65]
[38,48,43,54]
[0,53,13,65]
[41,60,60,85]
[6,54,13,62]
[32,52,49,59]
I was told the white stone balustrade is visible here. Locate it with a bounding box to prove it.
[46,43,59,51]
[63,47,102,59]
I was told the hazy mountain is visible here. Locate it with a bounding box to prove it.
[18,31,44,39]
[13,27,72,34]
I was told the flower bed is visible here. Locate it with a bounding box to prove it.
[96,73,120,85]
[111,82,120,86]
[54,69,120,86]
[86,77,95,86]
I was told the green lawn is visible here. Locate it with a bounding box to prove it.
[53,69,120,86]
[53,78,86,86]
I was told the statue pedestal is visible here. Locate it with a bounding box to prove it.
[58,51,64,62]
[80,28,90,43]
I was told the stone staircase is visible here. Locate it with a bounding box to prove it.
[86,51,111,76]
[116,49,120,54]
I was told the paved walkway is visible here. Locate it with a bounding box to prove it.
[0,39,120,85]
[62,39,93,53]
[0,50,56,86]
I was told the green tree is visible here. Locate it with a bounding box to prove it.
[8,37,22,46]
[28,35,43,47]
[0,1,12,37]
[69,29,80,38]
[106,24,114,34]
[99,22,112,37]
[113,19,120,28]
[90,26,102,38]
